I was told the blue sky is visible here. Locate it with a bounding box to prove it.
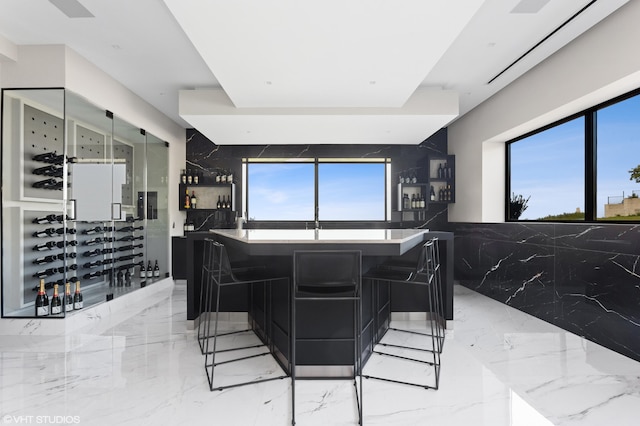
[511,93,640,220]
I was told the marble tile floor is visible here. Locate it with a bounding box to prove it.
[1,282,639,425]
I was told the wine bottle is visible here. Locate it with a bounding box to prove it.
[32,178,59,189]
[82,248,102,257]
[403,193,410,210]
[83,237,103,246]
[57,252,76,260]
[82,226,103,235]
[180,169,187,184]
[125,216,143,223]
[73,281,83,309]
[217,196,222,209]
[153,260,160,278]
[140,263,146,279]
[117,235,144,242]
[187,169,193,185]
[194,170,199,185]
[437,163,443,179]
[146,260,153,278]
[33,165,63,177]
[82,260,103,269]
[33,254,59,265]
[35,279,49,316]
[411,194,416,209]
[184,189,191,209]
[83,271,103,280]
[32,214,64,224]
[124,269,132,286]
[101,247,115,254]
[50,154,66,165]
[117,243,144,252]
[116,225,144,232]
[50,284,62,315]
[190,191,197,209]
[64,282,73,312]
[32,228,56,238]
[32,152,57,163]
[117,270,124,287]
[438,188,444,201]
[33,241,57,251]
[430,185,436,201]
[33,267,59,278]
[421,194,426,209]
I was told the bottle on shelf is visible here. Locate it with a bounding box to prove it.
[187,169,193,185]
[83,237,103,246]
[117,235,144,242]
[438,187,444,201]
[32,152,57,163]
[83,271,104,280]
[33,254,59,265]
[146,260,153,278]
[437,163,443,179]
[50,284,62,315]
[33,241,58,251]
[82,248,102,257]
[35,279,49,317]
[32,178,59,190]
[124,269,132,286]
[33,164,63,177]
[180,169,187,185]
[410,194,416,209]
[216,195,222,210]
[116,225,144,232]
[153,260,160,278]
[190,191,197,209]
[430,185,436,201]
[64,282,73,312]
[33,267,59,279]
[82,226,103,235]
[117,270,124,287]
[184,189,191,209]
[32,214,65,224]
[73,281,83,309]
[140,263,146,279]
[403,193,410,210]
[82,260,103,269]
[194,170,199,185]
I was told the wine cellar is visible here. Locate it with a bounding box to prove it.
[2,88,170,318]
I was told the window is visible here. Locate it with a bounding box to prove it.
[507,88,640,222]
[246,161,315,221]
[597,94,640,220]
[318,162,386,221]
[509,117,585,220]
[244,158,389,222]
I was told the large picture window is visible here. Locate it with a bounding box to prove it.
[245,158,389,222]
[507,88,640,222]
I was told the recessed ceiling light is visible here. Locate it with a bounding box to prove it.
[112,44,122,50]
[487,42,496,48]
[265,81,272,85]
[369,81,377,85]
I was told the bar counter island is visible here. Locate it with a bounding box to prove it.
[183,227,453,377]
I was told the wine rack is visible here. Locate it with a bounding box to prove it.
[428,155,455,204]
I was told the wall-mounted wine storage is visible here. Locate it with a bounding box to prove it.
[2,88,170,318]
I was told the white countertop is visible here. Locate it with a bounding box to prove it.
[209,228,428,244]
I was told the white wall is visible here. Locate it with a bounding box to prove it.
[448,0,640,223]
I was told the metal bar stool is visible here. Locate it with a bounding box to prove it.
[362,238,443,389]
[202,240,290,391]
[197,238,216,354]
[291,250,363,425]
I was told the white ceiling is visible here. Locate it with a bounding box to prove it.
[0,0,630,144]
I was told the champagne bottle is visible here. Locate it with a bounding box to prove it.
[153,260,160,278]
[146,261,153,278]
[140,263,146,279]
[50,284,62,315]
[35,279,49,316]
[190,191,197,209]
[64,282,73,312]
[73,281,83,309]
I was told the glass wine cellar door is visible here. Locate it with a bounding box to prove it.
[1,88,169,318]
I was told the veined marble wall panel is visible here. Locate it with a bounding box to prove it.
[453,222,640,362]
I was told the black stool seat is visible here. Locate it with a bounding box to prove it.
[362,238,444,390]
